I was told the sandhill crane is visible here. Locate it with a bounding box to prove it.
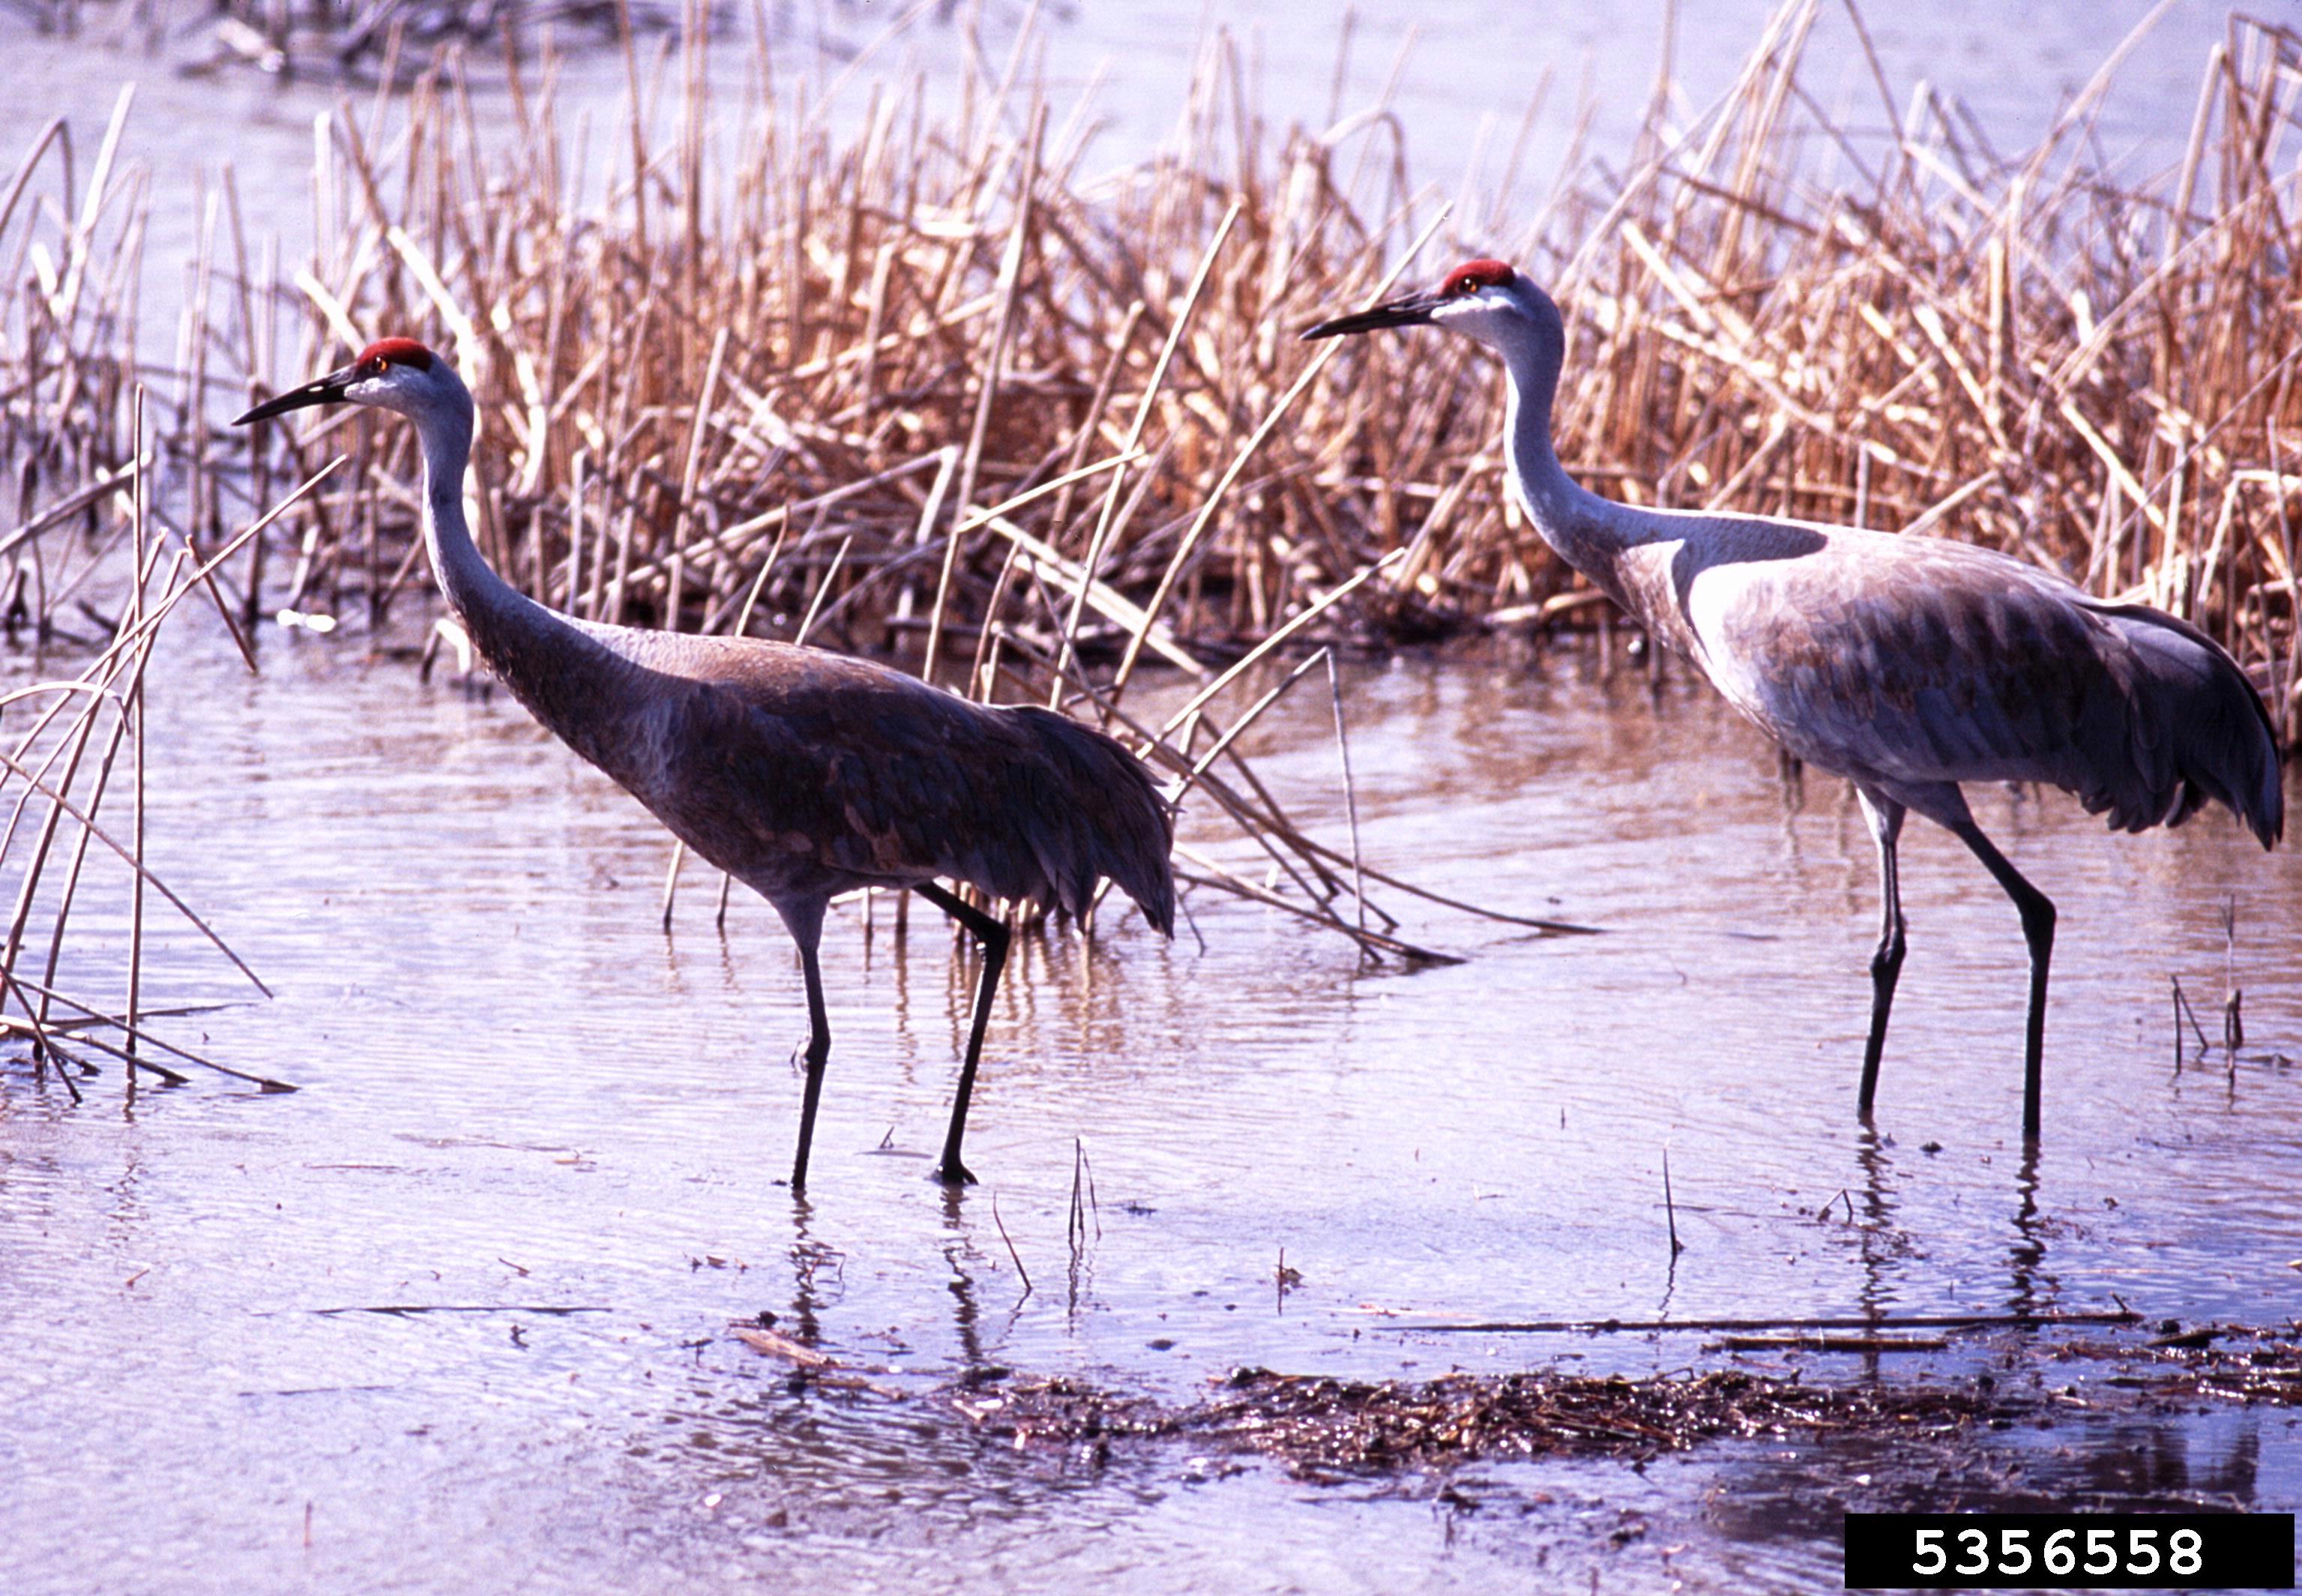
[236,340,1175,1189]
[1306,262,2283,1140]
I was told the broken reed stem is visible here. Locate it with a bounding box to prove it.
[3,972,290,1090]
[1066,1136,1099,1259]
[126,394,148,1082]
[657,843,686,932]
[989,1187,1032,1298]
[2169,972,2212,1060]
[0,463,332,1094]
[2219,897,2244,1057]
[1663,1147,1684,1258]
[1057,199,1241,692]
[1322,649,1369,943]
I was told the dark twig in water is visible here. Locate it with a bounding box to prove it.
[1662,1148,1684,1256]
[2221,897,2244,1058]
[2171,973,2211,1062]
[1066,1137,1100,1257]
[1322,650,1370,945]
[989,1189,1032,1300]
[1,975,293,1091]
[6,1014,190,1086]
[1714,1334,1950,1352]
[1411,1310,2142,1335]
[0,462,337,1082]
[306,1304,609,1316]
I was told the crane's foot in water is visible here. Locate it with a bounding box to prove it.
[931,1157,979,1187]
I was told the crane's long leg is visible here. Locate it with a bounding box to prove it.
[780,901,833,1192]
[1947,819,2057,1142]
[1854,790,1908,1116]
[914,881,1010,1187]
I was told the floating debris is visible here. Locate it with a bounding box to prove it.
[932,1326,2302,1477]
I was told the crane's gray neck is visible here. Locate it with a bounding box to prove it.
[409,376,636,763]
[1493,283,1656,611]
[411,377,515,624]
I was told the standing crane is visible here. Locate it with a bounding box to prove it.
[1306,262,2283,1140]
[237,340,1175,1190]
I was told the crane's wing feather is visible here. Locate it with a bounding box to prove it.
[645,645,1174,927]
[1696,534,2280,845]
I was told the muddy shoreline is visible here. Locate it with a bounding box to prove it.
[738,1319,2302,1501]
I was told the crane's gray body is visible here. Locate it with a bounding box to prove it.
[1307,262,2282,1138]
[477,604,1175,946]
[236,346,1172,1188]
[1566,505,2281,846]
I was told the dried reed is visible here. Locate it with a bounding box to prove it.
[21,3,2297,978]
[0,89,148,648]
[184,4,2302,753]
[1343,2,2302,739]
[178,6,1609,955]
[0,106,297,1095]
[0,406,317,1098]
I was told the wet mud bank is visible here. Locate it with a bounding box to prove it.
[769,1319,2302,1503]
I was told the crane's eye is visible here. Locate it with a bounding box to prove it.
[367,357,389,376]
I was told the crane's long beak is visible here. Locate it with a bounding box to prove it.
[1300,289,1444,341]
[233,364,359,426]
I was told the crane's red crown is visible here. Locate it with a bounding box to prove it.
[1442,259,1513,297]
[355,337,435,372]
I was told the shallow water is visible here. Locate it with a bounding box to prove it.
[4,4,2299,1589]
[2,626,2297,1592]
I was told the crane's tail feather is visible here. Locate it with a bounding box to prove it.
[1006,705,1178,936]
[2096,605,2283,849]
